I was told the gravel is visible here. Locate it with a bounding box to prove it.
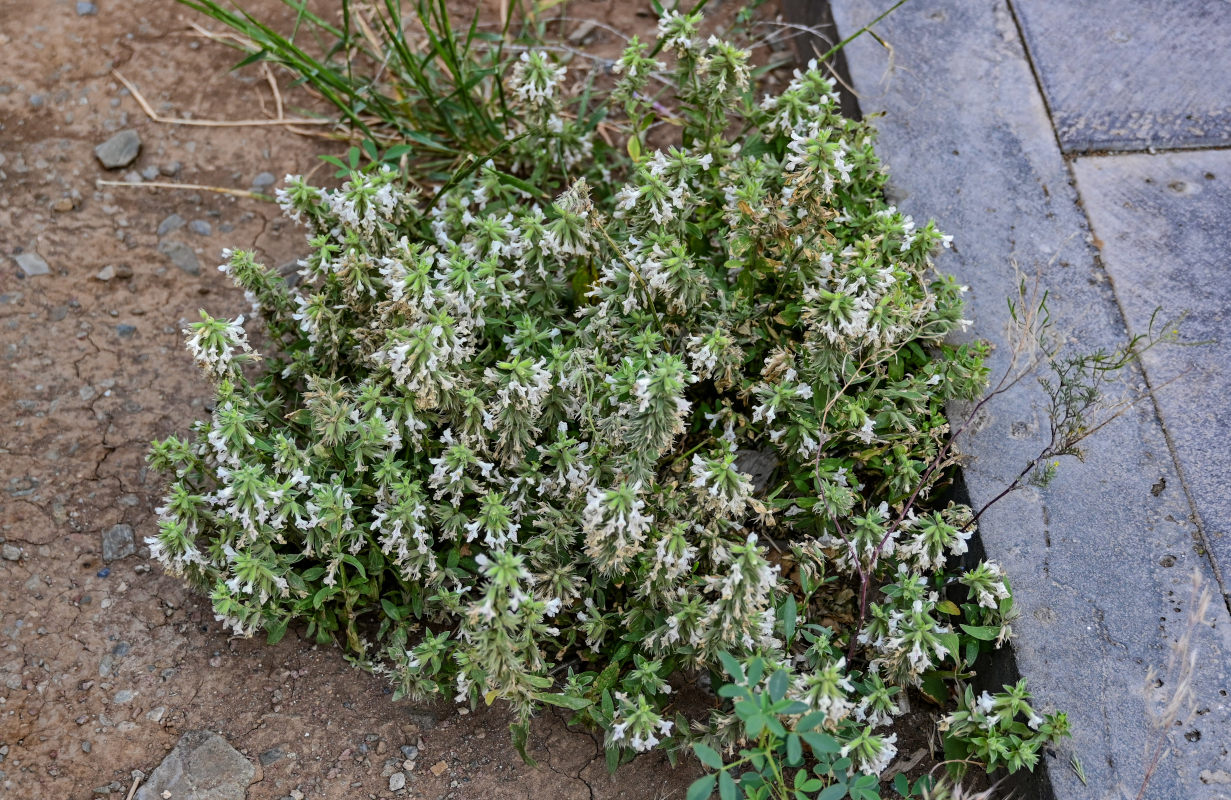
[77,1,98,15]
[94,130,141,169]
[157,240,199,275]
[157,213,185,237]
[101,523,135,561]
[15,252,50,277]
[388,773,406,791]
[1,544,21,561]
[251,171,276,189]
[189,219,212,236]
[258,747,284,766]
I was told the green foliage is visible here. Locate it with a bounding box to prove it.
[687,655,930,800]
[179,0,609,184]
[150,3,1073,791]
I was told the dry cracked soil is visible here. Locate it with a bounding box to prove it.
[0,0,745,797]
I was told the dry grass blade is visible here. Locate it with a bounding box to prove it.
[1134,568,1214,799]
[96,179,273,202]
[113,69,332,127]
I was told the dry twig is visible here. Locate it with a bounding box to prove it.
[113,69,331,128]
[96,179,272,202]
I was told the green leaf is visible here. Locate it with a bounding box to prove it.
[596,661,621,694]
[341,554,367,580]
[797,711,827,732]
[801,731,841,755]
[745,658,765,687]
[920,671,948,705]
[768,670,789,703]
[937,632,961,663]
[264,617,289,645]
[817,785,847,800]
[687,774,717,800]
[381,598,404,621]
[626,135,642,162]
[718,652,744,682]
[894,773,909,796]
[936,599,961,615]
[539,693,592,711]
[601,689,615,721]
[961,624,1002,641]
[510,721,536,766]
[605,745,620,774]
[718,769,737,800]
[786,733,802,766]
[782,594,797,644]
[694,743,724,770]
[312,585,336,609]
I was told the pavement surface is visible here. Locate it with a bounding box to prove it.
[829,1,1231,797]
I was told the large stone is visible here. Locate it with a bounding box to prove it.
[135,730,254,800]
[1073,149,1231,586]
[1014,0,1231,152]
[94,129,141,169]
[101,523,135,562]
[830,1,1231,796]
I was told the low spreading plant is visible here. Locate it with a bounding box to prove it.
[150,4,1082,792]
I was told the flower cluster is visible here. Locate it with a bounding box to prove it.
[148,10,1026,777]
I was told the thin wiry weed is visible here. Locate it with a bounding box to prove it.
[1133,569,1214,800]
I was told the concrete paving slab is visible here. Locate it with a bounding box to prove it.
[829,1,1231,796]
[1073,149,1231,591]
[1013,0,1231,153]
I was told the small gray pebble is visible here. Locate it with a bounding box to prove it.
[1,544,21,561]
[115,324,136,338]
[399,745,418,759]
[157,240,199,275]
[77,1,98,15]
[82,741,92,753]
[29,94,44,109]
[157,213,184,237]
[101,523,135,561]
[94,129,141,170]
[388,773,406,791]
[258,747,284,766]
[15,252,51,277]
[112,689,135,704]
[251,171,276,188]
[123,170,142,184]
[160,161,181,176]
[112,641,131,656]
[141,165,159,181]
[188,219,211,236]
